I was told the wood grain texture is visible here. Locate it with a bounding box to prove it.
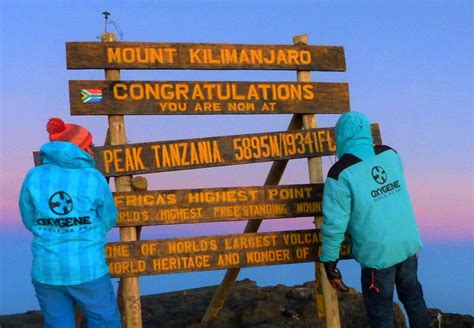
[66,42,346,71]
[32,124,382,173]
[295,34,341,326]
[69,80,350,115]
[93,125,382,176]
[100,32,142,328]
[106,229,352,277]
[113,184,323,226]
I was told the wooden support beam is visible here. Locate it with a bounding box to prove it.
[294,34,341,328]
[201,113,304,323]
[101,32,143,328]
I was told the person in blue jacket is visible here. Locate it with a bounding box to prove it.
[19,118,121,328]
[320,112,430,328]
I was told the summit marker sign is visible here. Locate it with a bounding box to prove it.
[63,33,355,327]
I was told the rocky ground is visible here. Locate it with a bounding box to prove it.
[1,279,473,327]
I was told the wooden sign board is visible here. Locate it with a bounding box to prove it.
[66,42,346,71]
[106,229,351,277]
[114,184,323,226]
[69,80,350,115]
[95,125,382,177]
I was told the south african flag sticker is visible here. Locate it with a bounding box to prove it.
[81,89,103,103]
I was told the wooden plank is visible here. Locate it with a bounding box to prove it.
[93,125,382,177]
[106,230,352,278]
[69,80,349,116]
[114,184,323,226]
[33,124,381,172]
[66,42,346,71]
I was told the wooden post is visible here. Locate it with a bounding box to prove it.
[101,32,143,328]
[201,115,303,323]
[294,34,341,327]
[117,176,147,315]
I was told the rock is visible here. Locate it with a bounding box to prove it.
[1,281,473,327]
[0,311,43,328]
[429,308,474,328]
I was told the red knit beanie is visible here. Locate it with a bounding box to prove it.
[46,118,93,151]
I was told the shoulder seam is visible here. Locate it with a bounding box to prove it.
[327,154,362,180]
[374,145,397,154]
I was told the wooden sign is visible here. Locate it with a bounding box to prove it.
[114,184,323,226]
[95,125,382,177]
[106,229,351,277]
[66,42,346,71]
[69,80,350,115]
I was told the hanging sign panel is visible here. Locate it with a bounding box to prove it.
[66,42,346,71]
[94,125,381,177]
[69,80,350,115]
[114,183,323,226]
[106,229,352,277]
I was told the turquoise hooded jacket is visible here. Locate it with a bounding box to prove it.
[320,112,422,269]
[19,141,118,285]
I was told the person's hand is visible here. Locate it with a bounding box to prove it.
[323,261,350,293]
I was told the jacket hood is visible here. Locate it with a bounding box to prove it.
[40,141,95,169]
[335,112,374,159]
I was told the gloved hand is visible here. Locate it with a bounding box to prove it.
[323,261,349,293]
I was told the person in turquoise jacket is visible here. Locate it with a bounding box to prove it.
[320,112,430,328]
[19,118,121,327]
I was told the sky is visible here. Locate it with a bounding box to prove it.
[0,0,473,316]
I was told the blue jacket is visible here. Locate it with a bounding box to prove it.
[320,112,422,269]
[19,141,118,285]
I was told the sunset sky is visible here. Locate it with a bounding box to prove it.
[0,0,472,315]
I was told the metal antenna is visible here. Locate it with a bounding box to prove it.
[102,11,111,33]
[109,20,126,41]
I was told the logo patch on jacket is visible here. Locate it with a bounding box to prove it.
[35,192,92,233]
[370,167,401,201]
[49,191,73,215]
[371,166,387,184]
